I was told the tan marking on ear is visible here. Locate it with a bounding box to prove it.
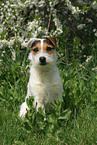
[31,42,41,55]
[46,37,58,46]
[43,43,55,55]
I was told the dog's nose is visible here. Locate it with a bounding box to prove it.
[39,57,46,65]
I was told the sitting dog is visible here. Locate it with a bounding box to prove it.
[19,37,63,118]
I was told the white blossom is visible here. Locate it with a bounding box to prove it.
[86,56,93,62]
[27,20,39,31]
[77,24,86,30]
[92,1,97,9]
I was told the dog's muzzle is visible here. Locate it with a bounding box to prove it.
[39,56,46,65]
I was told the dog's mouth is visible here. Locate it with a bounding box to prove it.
[40,62,47,65]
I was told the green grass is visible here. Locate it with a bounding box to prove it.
[0,49,97,145]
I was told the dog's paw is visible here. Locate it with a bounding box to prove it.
[19,102,30,119]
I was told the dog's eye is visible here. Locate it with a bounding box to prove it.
[32,47,39,52]
[47,47,54,52]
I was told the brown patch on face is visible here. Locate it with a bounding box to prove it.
[43,42,55,55]
[31,42,41,55]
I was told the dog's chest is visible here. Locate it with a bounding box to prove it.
[29,67,61,101]
[30,80,59,103]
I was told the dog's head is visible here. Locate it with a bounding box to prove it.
[28,38,58,67]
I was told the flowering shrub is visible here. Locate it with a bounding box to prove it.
[0,0,97,61]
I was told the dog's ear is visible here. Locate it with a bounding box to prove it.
[46,37,58,46]
[28,38,38,48]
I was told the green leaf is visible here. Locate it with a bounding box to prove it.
[24,121,32,131]
[91,93,97,102]
[58,109,71,120]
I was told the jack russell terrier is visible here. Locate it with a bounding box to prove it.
[19,37,63,118]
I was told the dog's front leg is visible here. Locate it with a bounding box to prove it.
[33,97,45,112]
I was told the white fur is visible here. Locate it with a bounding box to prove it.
[19,38,63,118]
[19,102,30,118]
